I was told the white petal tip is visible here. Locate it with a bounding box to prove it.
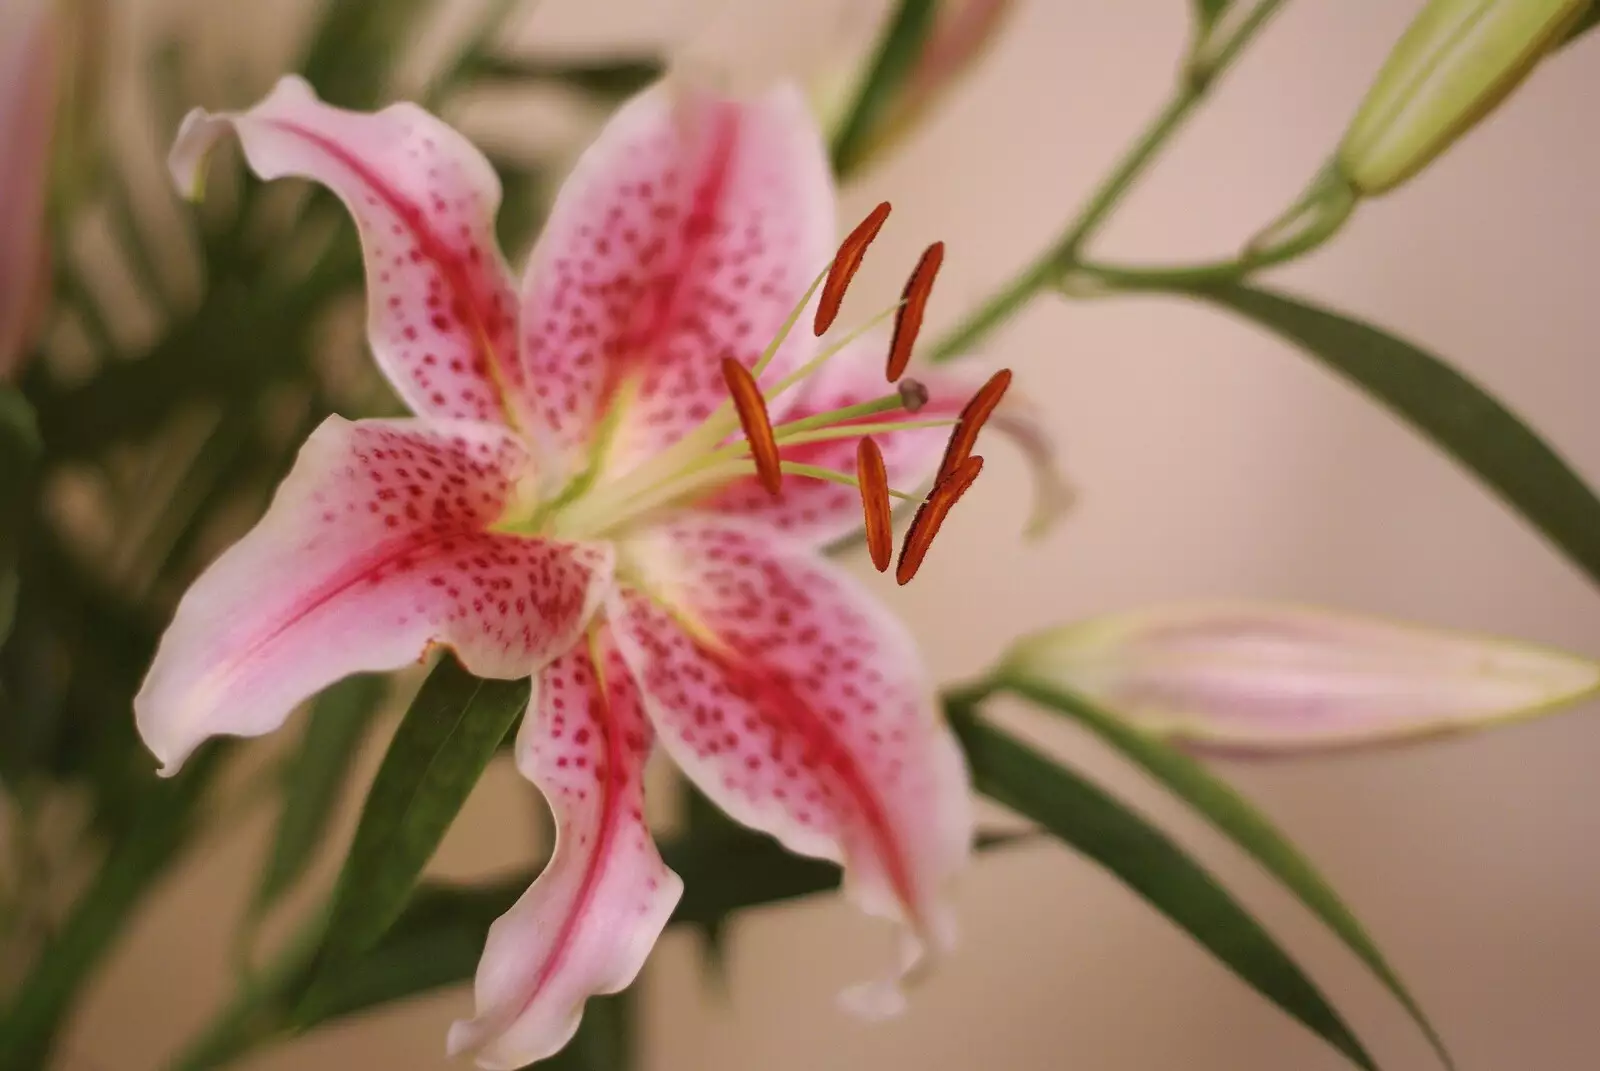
[444,1019,480,1060]
[166,107,229,201]
[837,980,908,1021]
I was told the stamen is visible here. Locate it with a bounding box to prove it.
[936,368,1013,484]
[896,455,984,586]
[898,378,930,413]
[856,437,893,572]
[778,462,916,501]
[721,357,783,497]
[816,201,892,336]
[887,242,944,382]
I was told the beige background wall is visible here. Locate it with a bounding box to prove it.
[64,1,1600,1068]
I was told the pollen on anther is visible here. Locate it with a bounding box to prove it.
[856,437,893,572]
[898,377,930,413]
[815,201,891,337]
[937,368,1013,483]
[896,454,984,586]
[887,241,944,382]
[721,357,783,498]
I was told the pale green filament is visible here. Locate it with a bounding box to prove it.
[542,252,942,541]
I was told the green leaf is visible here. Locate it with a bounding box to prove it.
[1002,677,1451,1068]
[830,0,940,176]
[0,386,41,647]
[949,710,1379,1071]
[1184,282,1600,590]
[305,655,528,997]
[249,674,390,922]
[0,747,226,1071]
[680,781,749,989]
[299,0,438,109]
[464,55,664,99]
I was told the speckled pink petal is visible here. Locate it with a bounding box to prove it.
[518,80,834,477]
[134,417,613,775]
[449,632,681,1069]
[698,337,980,545]
[167,75,526,426]
[608,516,972,1009]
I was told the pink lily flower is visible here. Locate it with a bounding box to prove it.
[140,74,1002,1066]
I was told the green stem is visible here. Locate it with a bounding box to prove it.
[0,749,225,1071]
[927,0,1288,363]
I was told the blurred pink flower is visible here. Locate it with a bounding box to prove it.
[0,0,59,378]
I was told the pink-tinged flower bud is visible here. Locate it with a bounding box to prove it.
[1003,602,1600,756]
[825,0,1017,174]
[0,0,60,378]
[1339,0,1591,195]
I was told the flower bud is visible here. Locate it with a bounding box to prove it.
[1339,0,1591,195]
[0,0,60,378]
[1002,602,1600,755]
[824,0,1017,175]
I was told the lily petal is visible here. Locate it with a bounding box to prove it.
[1003,602,1600,756]
[518,80,834,476]
[168,75,527,427]
[608,515,972,1007]
[450,631,680,1069]
[698,338,978,545]
[135,417,613,775]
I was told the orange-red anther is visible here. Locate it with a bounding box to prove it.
[721,357,783,497]
[856,437,893,572]
[896,455,984,586]
[886,241,944,382]
[935,368,1012,483]
[815,201,891,336]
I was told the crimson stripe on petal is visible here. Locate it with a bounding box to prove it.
[450,632,680,1069]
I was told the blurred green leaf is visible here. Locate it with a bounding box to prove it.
[680,781,746,989]
[249,674,390,924]
[0,747,226,1071]
[1192,0,1233,26]
[492,161,551,260]
[299,0,438,109]
[304,656,528,999]
[463,55,663,99]
[830,0,940,176]
[0,387,41,646]
[1183,282,1600,590]
[1002,678,1451,1069]
[950,711,1379,1071]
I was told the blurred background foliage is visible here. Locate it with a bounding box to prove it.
[3,1,1600,1069]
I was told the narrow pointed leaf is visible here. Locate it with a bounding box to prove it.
[997,672,1452,1068]
[250,674,390,921]
[1183,282,1600,590]
[306,655,528,995]
[949,711,1379,1071]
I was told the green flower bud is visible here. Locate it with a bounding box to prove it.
[1339,0,1590,195]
